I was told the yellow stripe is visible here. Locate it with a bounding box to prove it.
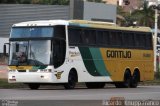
[9,66,33,70]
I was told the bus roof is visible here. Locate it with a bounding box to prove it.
[69,20,152,33]
[13,20,151,33]
[12,20,69,27]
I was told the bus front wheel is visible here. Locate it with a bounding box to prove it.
[64,70,77,89]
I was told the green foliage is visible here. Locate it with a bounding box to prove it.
[117,1,155,28]
[130,1,154,28]
[117,6,130,26]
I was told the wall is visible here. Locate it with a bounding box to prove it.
[0,4,70,38]
[83,2,116,23]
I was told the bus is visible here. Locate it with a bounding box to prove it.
[4,20,154,89]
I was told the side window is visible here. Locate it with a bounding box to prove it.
[97,30,110,47]
[52,39,66,68]
[103,31,110,46]
[89,30,96,45]
[54,25,66,40]
[146,33,153,49]
[82,30,90,44]
[110,31,122,47]
[123,32,135,48]
[97,31,103,46]
[135,33,145,48]
[82,29,96,46]
[68,27,82,45]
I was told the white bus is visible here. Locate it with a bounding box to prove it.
[5,20,154,89]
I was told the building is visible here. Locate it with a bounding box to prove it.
[103,0,142,12]
[71,0,116,23]
[122,0,142,13]
[148,0,160,6]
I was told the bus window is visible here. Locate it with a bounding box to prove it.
[103,31,110,46]
[88,30,96,45]
[135,33,145,48]
[123,32,135,48]
[146,33,153,49]
[97,31,103,46]
[77,29,96,46]
[110,31,122,47]
[68,28,82,45]
[52,39,66,68]
[54,25,66,40]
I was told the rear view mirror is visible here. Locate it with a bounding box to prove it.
[3,44,6,56]
[3,43,10,56]
[16,43,19,52]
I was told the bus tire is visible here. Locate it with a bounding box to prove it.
[28,83,40,90]
[123,70,131,88]
[115,70,131,88]
[64,70,77,89]
[85,82,105,89]
[131,70,140,88]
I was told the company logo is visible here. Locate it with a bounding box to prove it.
[106,50,131,58]
[55,72,63,79]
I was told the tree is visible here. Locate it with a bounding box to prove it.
[117,5,136,27]
[130,1,154,28]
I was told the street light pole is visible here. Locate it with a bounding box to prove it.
[154,0,158,73]
[147,0,160,77]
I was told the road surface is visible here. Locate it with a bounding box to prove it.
[0,85,160,106]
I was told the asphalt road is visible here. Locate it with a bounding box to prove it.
[0,85,160,106]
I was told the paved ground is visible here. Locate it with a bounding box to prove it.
[1,86,160,106]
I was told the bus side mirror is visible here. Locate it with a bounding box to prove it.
[3,43,10,56]
[3,44,7,56]
[16,43,19,52]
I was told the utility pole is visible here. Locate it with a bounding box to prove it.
[151,0,159,74]
[149,0,160,78]
[147,0,159,73]
[154,0,158,73]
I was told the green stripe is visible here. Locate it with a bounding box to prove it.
[89,48,110,76]
[79,47,101,76]
[79,47,110,76]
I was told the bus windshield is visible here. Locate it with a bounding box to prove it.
[10,27,53,38]
[9,40,51,66]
